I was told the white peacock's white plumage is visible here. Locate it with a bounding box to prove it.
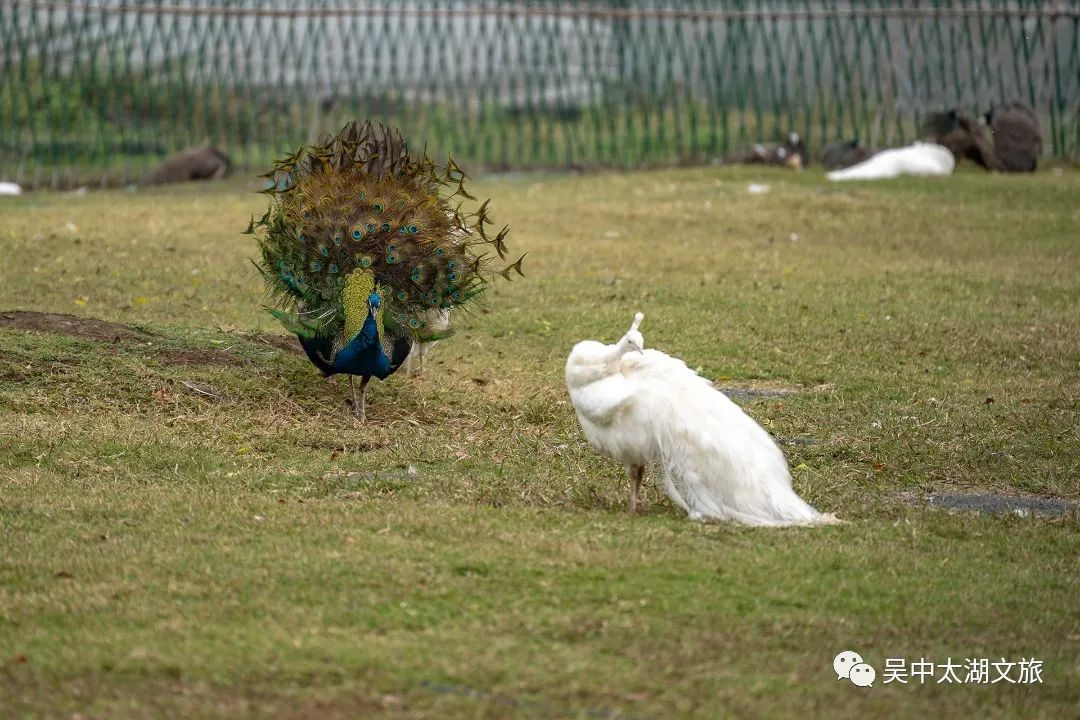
[826,142,954,181]
[404,308,450,377]
[565,313,840,526]
[403,210,470,376]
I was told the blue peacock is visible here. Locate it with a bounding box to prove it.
[247,120,524,419]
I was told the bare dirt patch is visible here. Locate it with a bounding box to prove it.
[246,333,303,356]
[904,491,1079,517]
[717,380,834,400]
[0,310,296,368]
[0,310,153,343]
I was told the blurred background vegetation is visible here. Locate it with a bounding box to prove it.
[1,0,1077,187]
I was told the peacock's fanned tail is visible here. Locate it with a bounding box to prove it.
[247,120,523,344]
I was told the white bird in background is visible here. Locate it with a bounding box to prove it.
[404,308,450,376]
[402,209,473,377]
[565,313,839,526]
[0,181,22,196]
[826,141,954,181]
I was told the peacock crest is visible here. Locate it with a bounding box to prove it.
[247,120,524,346]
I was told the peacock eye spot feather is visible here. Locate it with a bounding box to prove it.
[409,318,420,329]
[328,263,339,274]
[434,247,445,257]
[381,223,391,232]
[352,229,363,240]
[396,291,408,301]
[386,253,398,264]
[366,223,376,233]
[298,233,307,243]
[399,226,408,234]
[408,224,418,234]
[446,260,457,270]
[310,260,322,271]
[356,255,372,267]
[373,203,384,213]
[333,236,343,246]
[319,246,329,256]
[447,272,459,282]
[387,244,397,253]
[452,290,463,301]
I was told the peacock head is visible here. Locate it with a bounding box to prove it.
[368,291,381,311]
[622,312,645,354]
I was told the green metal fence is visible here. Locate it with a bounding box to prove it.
[1,1,1078,187]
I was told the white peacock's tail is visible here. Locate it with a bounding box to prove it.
[645,373,840,527]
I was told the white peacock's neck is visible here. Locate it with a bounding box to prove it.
[607,335,639,367]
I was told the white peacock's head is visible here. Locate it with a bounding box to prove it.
[624,312,645,353]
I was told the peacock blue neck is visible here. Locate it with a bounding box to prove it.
[298,312,406,380]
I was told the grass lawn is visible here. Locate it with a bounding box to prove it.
[1,165,1078,718]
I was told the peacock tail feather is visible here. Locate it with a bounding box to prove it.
[247,120,524,356]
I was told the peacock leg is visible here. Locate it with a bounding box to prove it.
[354,375,371,421]
[348,375,370,421]
[627,465,644,514]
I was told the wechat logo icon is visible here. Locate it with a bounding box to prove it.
[834,650,875,687]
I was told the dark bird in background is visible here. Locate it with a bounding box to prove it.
[820,139,879,171]
[920,101,1041,172]
[247,120,524,419]
[723,132,808,169]
[144,146,232,185]
[920,108,1001,170]
[985,102,1042,172]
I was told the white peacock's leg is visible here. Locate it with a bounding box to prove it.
[349,376,358,413]
[628,465,644,513]
[410,341,435,377]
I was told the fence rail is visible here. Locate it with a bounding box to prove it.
[1,1,1077,188]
